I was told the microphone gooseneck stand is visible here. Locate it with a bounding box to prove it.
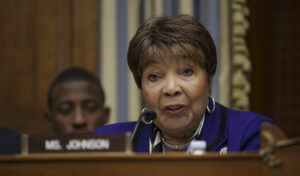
[131,109,157,152]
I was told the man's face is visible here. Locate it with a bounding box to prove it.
[48,80,109,134]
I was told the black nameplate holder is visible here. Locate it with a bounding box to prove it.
[21,134,132,155]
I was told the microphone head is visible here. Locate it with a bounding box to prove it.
[142,109,157,123]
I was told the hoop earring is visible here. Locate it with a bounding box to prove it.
[206,96,215,113]
[141,108,153,124]
[142,116,153,125]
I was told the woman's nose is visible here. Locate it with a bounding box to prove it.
[162,75,182,96]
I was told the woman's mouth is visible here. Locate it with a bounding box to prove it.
[163,105,186,115]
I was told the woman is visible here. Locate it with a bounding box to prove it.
[93,15,273,153]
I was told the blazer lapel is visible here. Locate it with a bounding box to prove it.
[199,103,228,152]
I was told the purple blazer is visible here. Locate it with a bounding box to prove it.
[93,103,274,153]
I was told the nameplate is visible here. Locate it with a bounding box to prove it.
[24,134,130,154]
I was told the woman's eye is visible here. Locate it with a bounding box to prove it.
[148,74,159,81]
[182,68,194,76]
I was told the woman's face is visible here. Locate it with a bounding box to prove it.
[141,53,211,141]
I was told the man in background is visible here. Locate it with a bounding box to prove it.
[45,68,110,134]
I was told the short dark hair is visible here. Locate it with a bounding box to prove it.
[47,68,105,109]
[127,14,217,88]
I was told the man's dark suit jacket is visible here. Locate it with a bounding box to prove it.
[0,127,21,155]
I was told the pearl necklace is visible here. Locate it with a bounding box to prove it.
[161,138,191,151]
[156,115,205,152]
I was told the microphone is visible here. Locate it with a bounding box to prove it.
[140,109,157,124]
[131,109,157,152]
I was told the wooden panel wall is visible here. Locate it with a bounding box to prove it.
[249,0,300,138]
[0,0,99,135]
[271,0,300,138]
